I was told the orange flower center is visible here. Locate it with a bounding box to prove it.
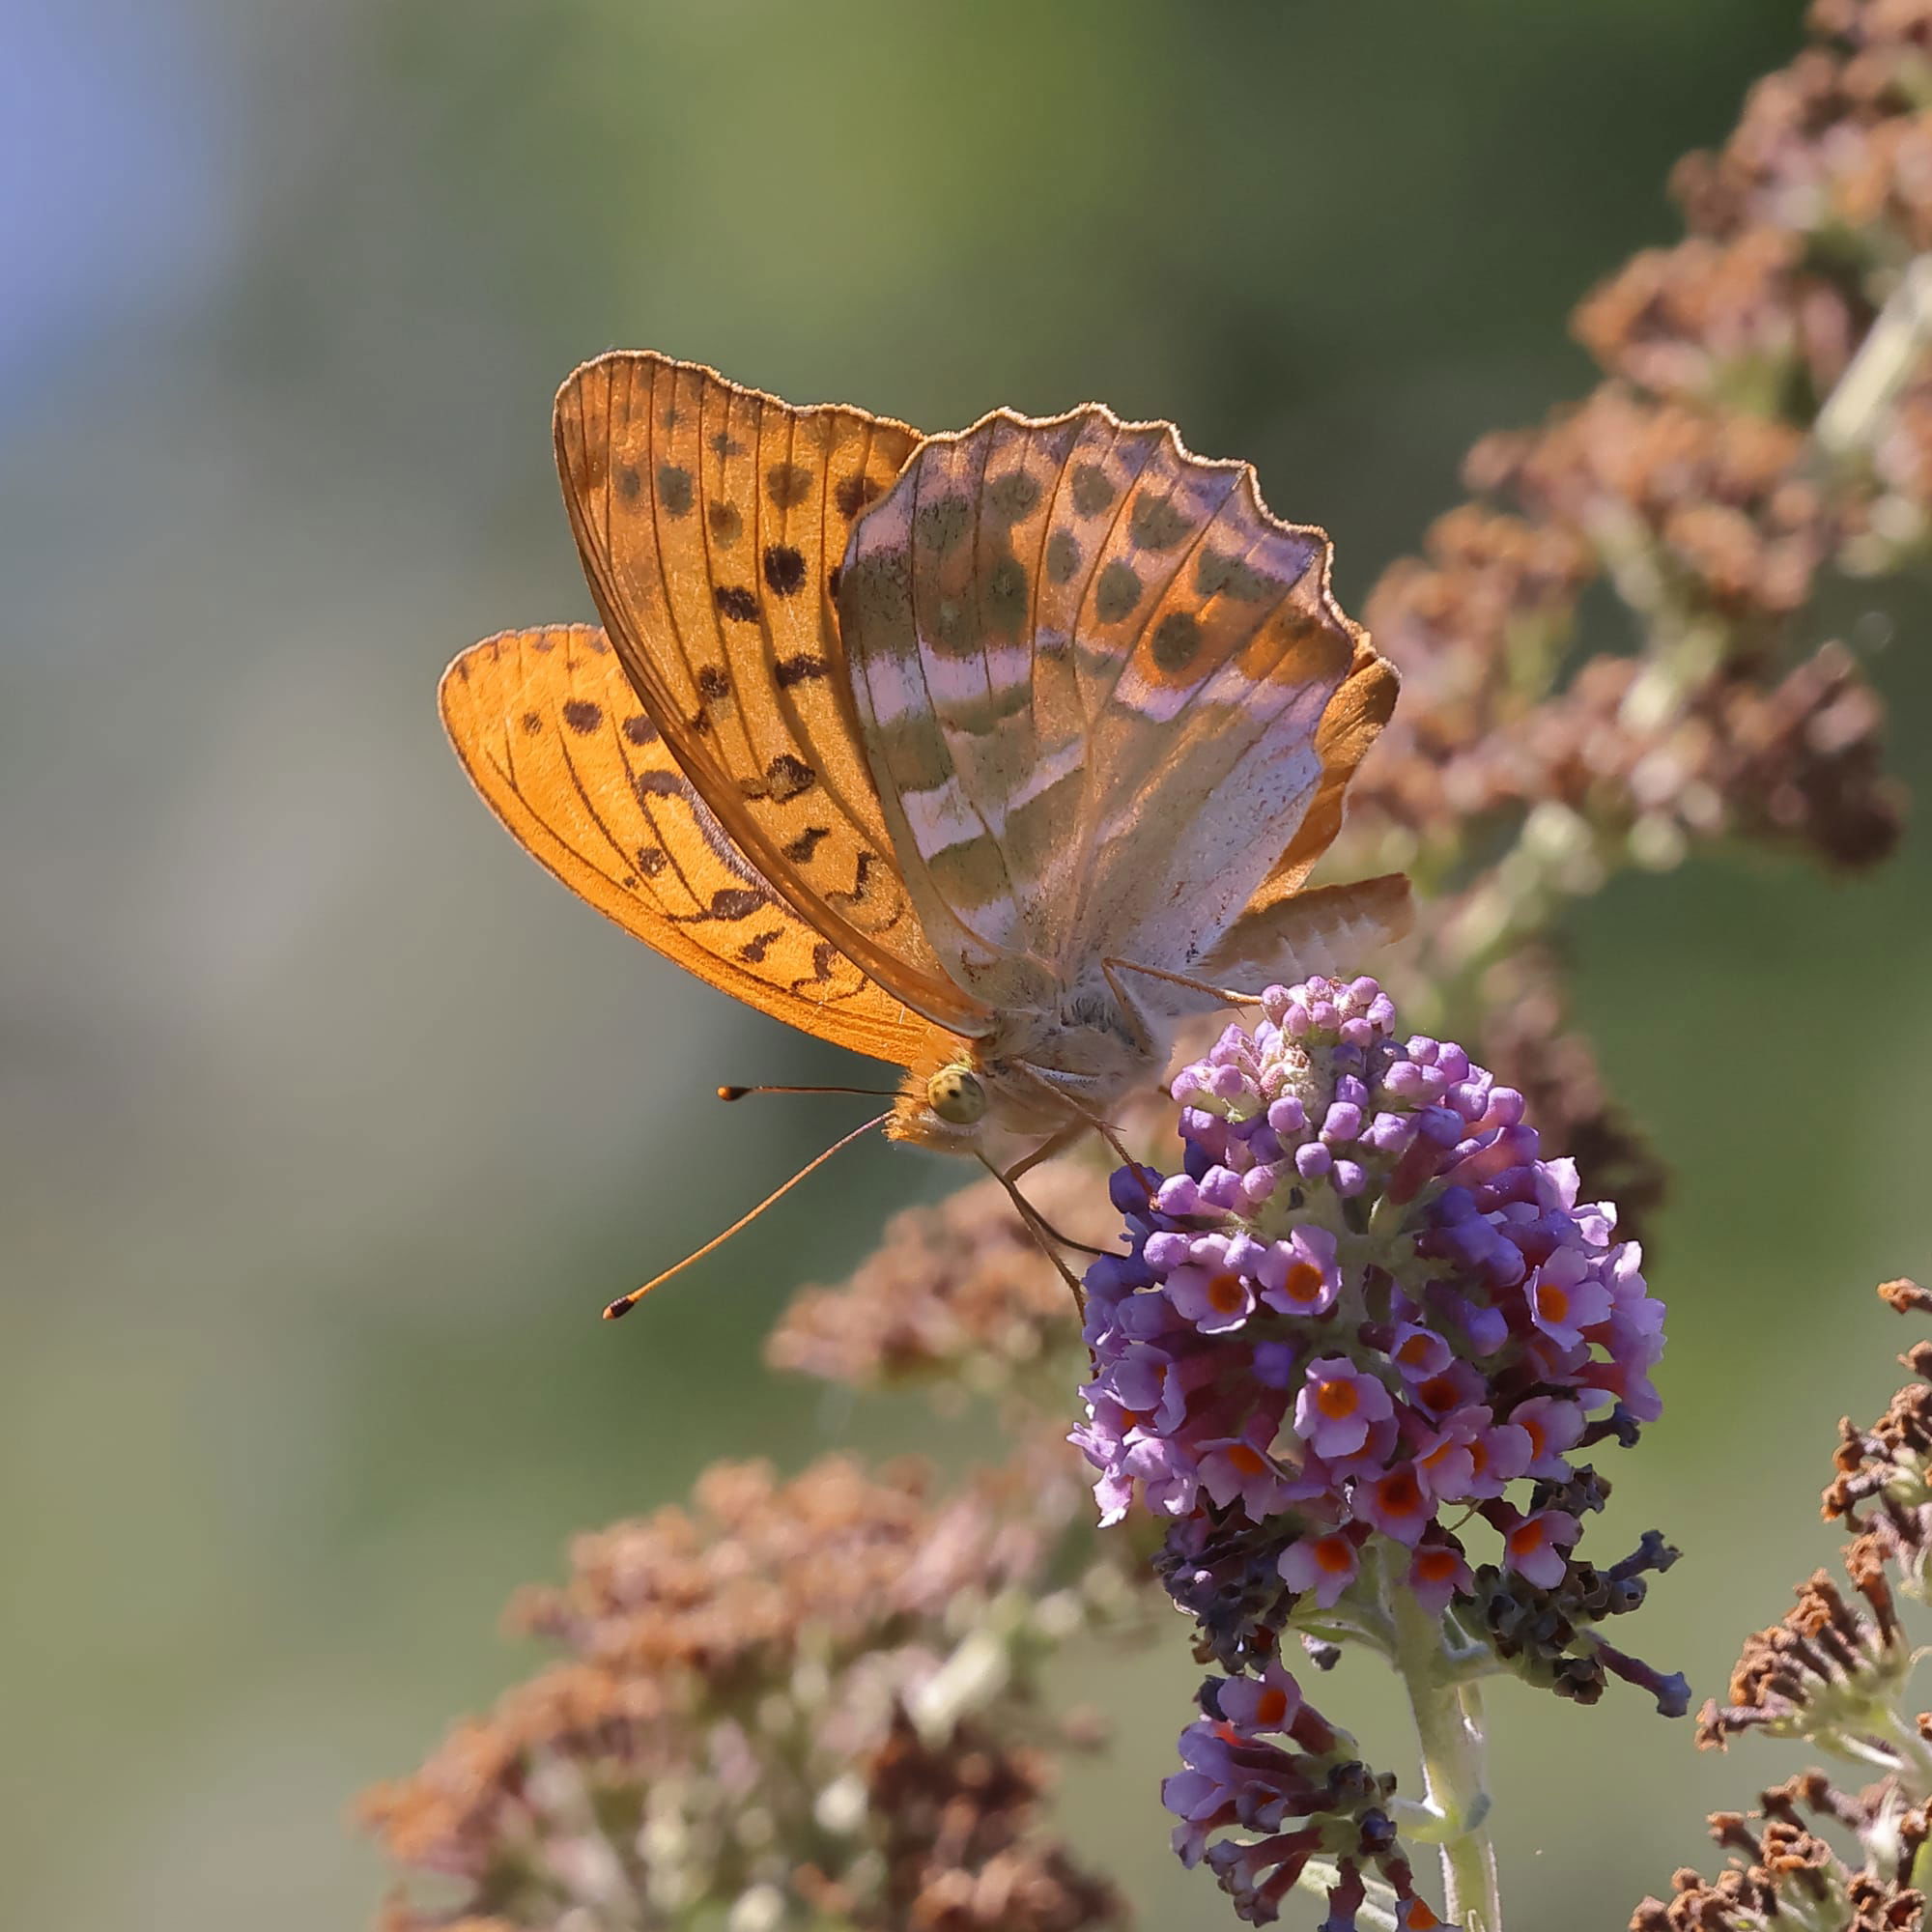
[1378,1469,1423,1516]
[1280,1260,1325,1305]
[1315,1378,1360,1421]
[1254,1685,1290,1726]
[1540,1282,1571,1321]
[1226,1444,1266,1475]
[1315,1534,1355,1575]
[1414,1548,1459,1581]
[1206,1270,1246,1314]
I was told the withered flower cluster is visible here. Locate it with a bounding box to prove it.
[361,1444,1143,1931]
[1632,1281,1932,1931]
[1341,0,1932,1242]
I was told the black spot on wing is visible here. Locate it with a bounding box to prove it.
[622,714,659,746]
[1151,611,1204,673]
[838,550,912,631]
[789,939,838,994]
[914,493,971,555]
[985,470,1041,522]
[828,848,880,907]
[765,462,813,509]
[672,887,767,923]
[707,501,743,545]
[763,754,816,801]
[985,552,1029,634]
[1070,464,1114,517]
[774,653,829,687]
[715,584,760,622]
[762,544,808,597]
[1095,559,1142,623]
[1129,493,1193,552]
[561,698,603,735]
[696,665,730,702]
[1197,548,1280,603]
[657,465,695,517]
[834,472,881,520]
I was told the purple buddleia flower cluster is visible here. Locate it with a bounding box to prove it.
[1071,976,1683,1924]
[1163,1659,1445,1930]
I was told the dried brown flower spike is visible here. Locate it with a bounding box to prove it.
[1633,1281,1932,1930]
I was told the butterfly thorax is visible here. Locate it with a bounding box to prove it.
[888,984,1161,1164]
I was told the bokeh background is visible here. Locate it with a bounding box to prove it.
[6,1,1928,1926]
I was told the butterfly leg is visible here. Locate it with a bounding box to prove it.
[1003,1058,1147,1183]
[978,1153,1089,1310]
[1000,1125,1113,1257]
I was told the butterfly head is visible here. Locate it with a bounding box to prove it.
[891,1046,995,1155]
[890,1027,1134,1163]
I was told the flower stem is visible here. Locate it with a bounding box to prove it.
[1407,1677,1500,1931]
[1392,1577,1502,1931]
[1814,251,1932,462]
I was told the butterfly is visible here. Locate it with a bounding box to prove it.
[440,352,1408,1311]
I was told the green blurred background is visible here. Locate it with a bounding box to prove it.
[5,1,1928,1925]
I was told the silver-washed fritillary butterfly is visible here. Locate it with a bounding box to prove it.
[440,353,1408,1311]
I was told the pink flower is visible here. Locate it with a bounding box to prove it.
[1257,1226,1342,1318]
[1526,1246,1613,1350]
[1292,1357,1394,1459]
[1406,1537,1474,1616]
[1406,1357,1486,1419]
[1504,1508,1581,1589]
[1389,1321,1452,1384]
[1199,1417,1295,1520]
[1413,1407,1485,1502]
[1125,1435,1200,1519]
[1214,1659,1303,1735]
[1352,1462,1433,1547]
[1279,1529,1360,1608]
[1094,1340,1189,1433]
[1463,1417,1533,1498]
[1167,1257,1257,1333]
[1511,1394,1586,1480]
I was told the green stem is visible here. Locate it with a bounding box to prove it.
[1392,1579,1502,1932]
[1406,1677,1500,1931]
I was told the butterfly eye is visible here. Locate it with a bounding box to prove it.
[926,1064,987,1127]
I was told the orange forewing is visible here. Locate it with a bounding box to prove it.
[552,352,992,1038]
[440,624,942,1066]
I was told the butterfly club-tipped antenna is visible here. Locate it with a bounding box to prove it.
[716,1082,898,1102]
[602,1108,892,1321]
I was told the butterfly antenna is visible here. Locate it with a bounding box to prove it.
[603,1110,892,1321]
[717,1083,897,1101]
